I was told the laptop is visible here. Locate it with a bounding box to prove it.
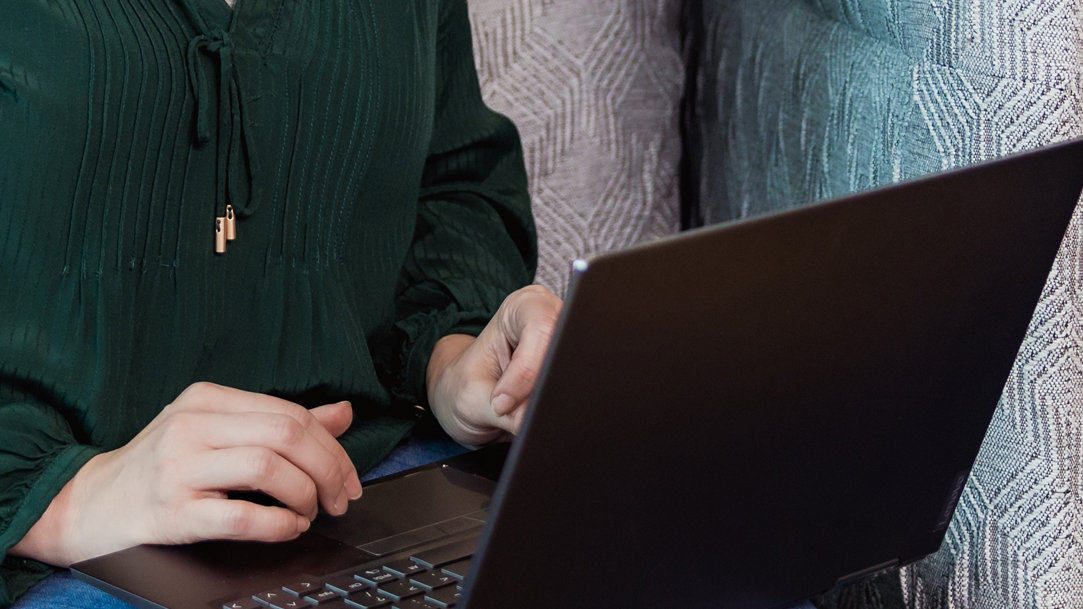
[73,137,1083,609]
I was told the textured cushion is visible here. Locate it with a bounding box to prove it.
[688,0,1083,607]
[468,0,684,296]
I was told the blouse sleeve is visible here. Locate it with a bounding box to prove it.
[0,390,102,606]
[374,0,537,408]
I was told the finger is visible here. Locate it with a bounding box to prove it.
[183,447,320,520]
[187,497,311,543]
[198,412,352,515]
[309,401,353,438]
[310,402,363,500]
[177,384,361,501]
[489,287,562,412]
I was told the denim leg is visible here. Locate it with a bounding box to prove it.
[11,572,138,609]
[362,427,468,482]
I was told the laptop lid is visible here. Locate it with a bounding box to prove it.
[460,137,1083,609]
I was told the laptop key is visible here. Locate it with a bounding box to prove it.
[282,580,321,597]
[223,598,262,609]
[424,585,461,609]
[325,575,370,597]
[383,559,425,578]
[343,589,392,609]
[304,589,343,605]
[410,536,478,570]
[356,569,397,587]
[392,599,437,609]
[268,598,308,609]
[254,590,287,606]
[378,580,425,601]
[409,571,456,591]
[439,558,471,581]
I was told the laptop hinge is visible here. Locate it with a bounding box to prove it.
[834,558,900,587]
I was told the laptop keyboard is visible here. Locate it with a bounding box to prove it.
[222,536,476,609]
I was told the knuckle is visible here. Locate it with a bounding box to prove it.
[501,285,561,324]
[528,316,557,338]
[246,448,279,481]
[323,460,344,488]
[179,381,220,406]
[299,480,319,510]
[169,410,200,432]
[221,502,253,537]
[521,284,548,297]
[282,402,311,423]
[268,414,306,448]
[514,364,538,385]
[159,410,200,444]
[516,284,556,305]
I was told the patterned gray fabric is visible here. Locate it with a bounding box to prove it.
[688,1,1083,608]
[467,0,684,297]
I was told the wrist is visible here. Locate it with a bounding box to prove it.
[8,453,97,567]
[425,334,505,447]
[425,334,475,406]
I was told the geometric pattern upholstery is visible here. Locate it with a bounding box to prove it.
[688,1,1083,607]
[468,0,684,297]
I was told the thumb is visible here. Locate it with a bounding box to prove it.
[490,289,562,416]
[490,321,549,416]
[310,401,353,438]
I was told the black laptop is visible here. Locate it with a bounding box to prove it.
[73,137,1083,609]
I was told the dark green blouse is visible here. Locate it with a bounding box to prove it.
[0,0,535,603]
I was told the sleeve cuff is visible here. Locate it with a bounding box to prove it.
[0,443,101,607]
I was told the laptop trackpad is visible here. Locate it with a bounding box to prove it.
[312,465,494,553]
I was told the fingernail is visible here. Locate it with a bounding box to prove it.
[334,489,349,515]
[296,515,310,533]
[346,472,363,500]
[492,394,514,415]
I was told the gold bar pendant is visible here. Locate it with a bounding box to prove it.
[215,217,227,254]
[225,205,237,241]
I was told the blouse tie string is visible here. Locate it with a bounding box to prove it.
[180,8,258,254]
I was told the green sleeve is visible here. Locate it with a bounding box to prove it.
[375,0,537,409]
[0,394,102,607]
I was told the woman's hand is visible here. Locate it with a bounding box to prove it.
[9,383,362,567]
[426,285,563,447]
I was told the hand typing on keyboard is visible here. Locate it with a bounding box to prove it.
[10,383,363,567]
